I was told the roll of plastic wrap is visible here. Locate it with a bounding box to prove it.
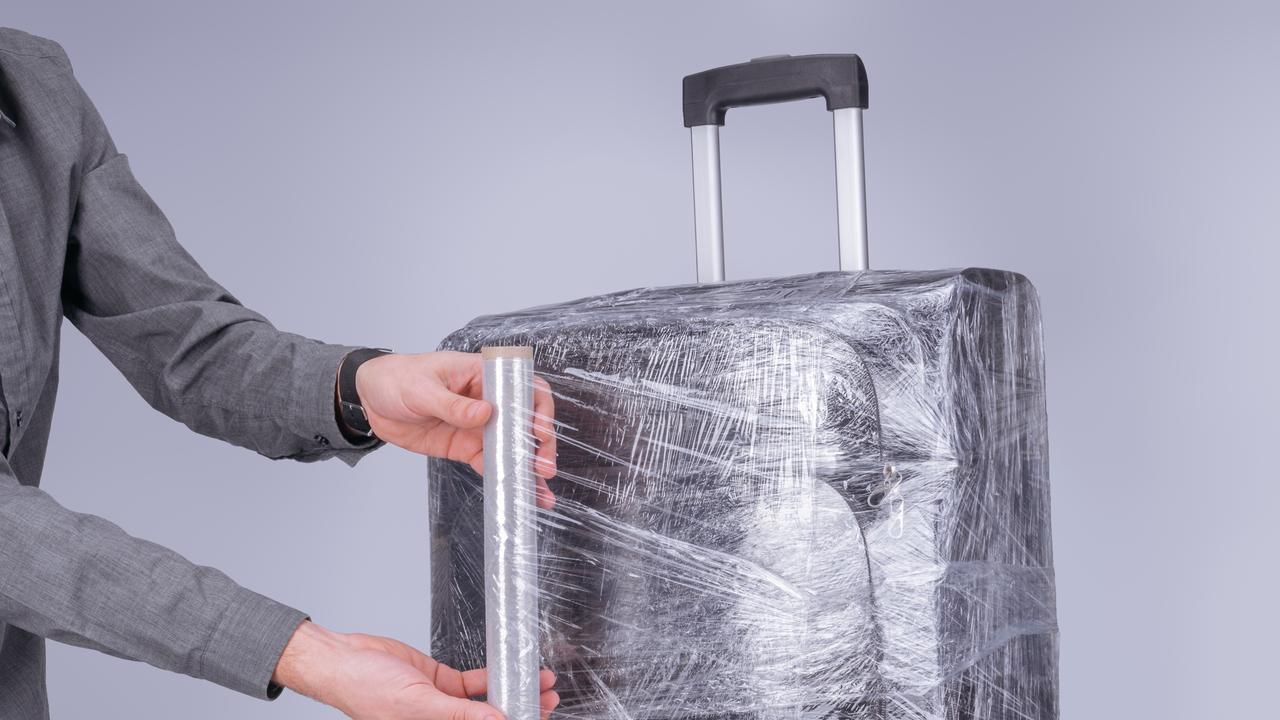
[481,346,540,720]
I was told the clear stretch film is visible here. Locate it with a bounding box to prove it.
[481,346,540,720]
[433,271,1058,719]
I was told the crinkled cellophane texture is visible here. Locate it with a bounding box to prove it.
[430,269,1058,720]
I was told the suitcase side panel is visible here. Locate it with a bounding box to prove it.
[936,271,1057,720]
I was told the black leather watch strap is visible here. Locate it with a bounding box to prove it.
[337,348,392,438]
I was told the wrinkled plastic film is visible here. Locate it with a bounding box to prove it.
[437,271,1057,719]
[481,347,541,720]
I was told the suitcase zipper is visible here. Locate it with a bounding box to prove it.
[866,465,905,538]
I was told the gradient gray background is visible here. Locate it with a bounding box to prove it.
[6,1,1277,718]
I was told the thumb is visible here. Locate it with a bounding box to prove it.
[420,690,504,720]
[418,384,492,429]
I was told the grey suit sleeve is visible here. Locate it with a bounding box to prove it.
[6,46,376,699]
[60,63,379,464]
[0,458,307,698]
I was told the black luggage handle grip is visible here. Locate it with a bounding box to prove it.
[682,54,869,128]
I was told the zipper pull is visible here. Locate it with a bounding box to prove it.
[0,110,15,129]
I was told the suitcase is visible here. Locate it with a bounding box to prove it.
[429,55,1058,720]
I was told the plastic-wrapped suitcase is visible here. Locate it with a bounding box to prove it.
[430,55,1058,720]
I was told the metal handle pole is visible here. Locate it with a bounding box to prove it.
[690,124,726,283]
[690,108,869,282]
[833,107,869,271]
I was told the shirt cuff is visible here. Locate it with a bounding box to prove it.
[196,586,309,700]
[292,342,384,466]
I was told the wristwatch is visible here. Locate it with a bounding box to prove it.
[336,348,392,438]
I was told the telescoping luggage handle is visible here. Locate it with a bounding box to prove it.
[683,54,870,283]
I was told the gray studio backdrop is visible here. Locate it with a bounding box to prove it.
[6,1,1277,718]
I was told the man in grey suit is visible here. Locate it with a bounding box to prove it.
[0,28,559,720]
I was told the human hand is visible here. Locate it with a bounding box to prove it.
[354,351,557,508]
[273,621,560,720]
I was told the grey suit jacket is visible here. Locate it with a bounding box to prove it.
[0,28,380,718]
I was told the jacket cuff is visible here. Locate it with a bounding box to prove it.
[293,342,384,466]
[197,586,309,700]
